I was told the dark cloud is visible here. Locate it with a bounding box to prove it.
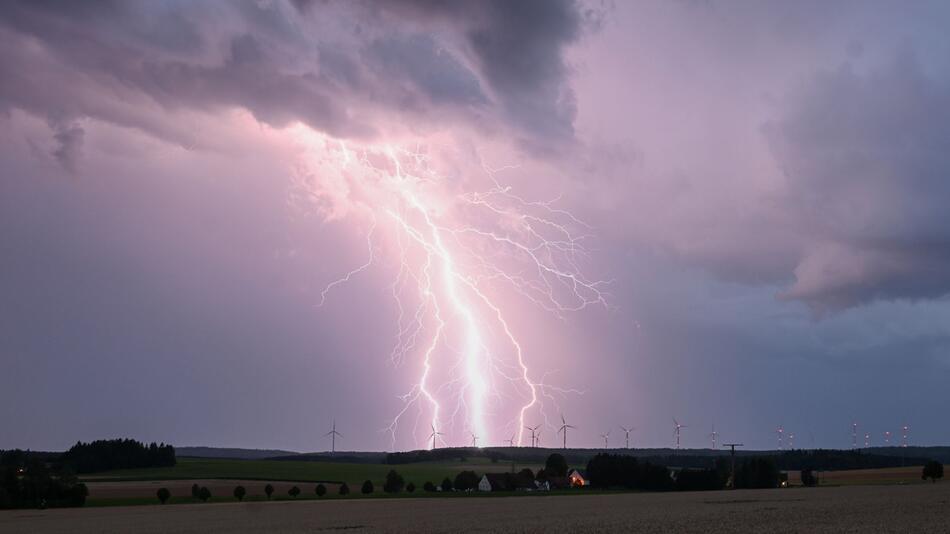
[765,52,950,312]
[0,0,586,165]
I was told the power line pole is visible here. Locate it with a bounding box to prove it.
[723,443,744,489]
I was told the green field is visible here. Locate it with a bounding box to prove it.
[82,457,541,488]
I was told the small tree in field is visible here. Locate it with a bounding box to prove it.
[157,488,171,504]
[406,482,416,493]
[339,482,350,496]
[441,477,453,492]
[233,486,246,501]
[361,480,374,494]
[315,484,326,497]
[423,481,435,492]
[264,484,274,500]
[198,487,211,502]
[383,469,405,493]
[922,461,944,483]
[288,486,300,498]
[191,483,200,500]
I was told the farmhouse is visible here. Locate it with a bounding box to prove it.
[568,469,588,487]
[478,472,535,492]
[479,473,510,492]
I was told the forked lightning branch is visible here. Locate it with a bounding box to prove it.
[293,126,608,450]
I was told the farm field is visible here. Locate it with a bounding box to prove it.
[3,482,949,533]
[81,457,540,503]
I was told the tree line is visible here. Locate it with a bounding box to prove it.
[62,439,176,473]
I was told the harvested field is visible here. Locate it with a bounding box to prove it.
[3,482,950,533]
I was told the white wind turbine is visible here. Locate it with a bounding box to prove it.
[673,418,686,449]
[428,423,444,450]
[620,426,635,449]
[600,430,610,449]
[558,414,576,450]
[325,419,342,455]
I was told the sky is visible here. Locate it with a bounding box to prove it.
[2,0,949,452]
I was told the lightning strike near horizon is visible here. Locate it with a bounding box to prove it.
[292,125,607,450]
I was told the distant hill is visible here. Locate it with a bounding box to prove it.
[176,446,300,460]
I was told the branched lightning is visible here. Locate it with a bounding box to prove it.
[293,125,607,450]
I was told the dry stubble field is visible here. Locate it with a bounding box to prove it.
[3,482,950,533]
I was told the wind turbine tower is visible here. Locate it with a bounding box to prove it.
[620,426,635,449]
[901,425,909,448]
[776,425,784,450]
[471,433,479,448]
[709,425,719,450]
[557,414,576,450]
[788,433,795,450]
[505,435,515,447]
[600,431,610,449]
[851,421,858,449]
[525,425,540,448]
[673,418,686,450]
[864,432,870,448]
[884,431,892,445]
[325,420,342,455]
[428,423,444,450]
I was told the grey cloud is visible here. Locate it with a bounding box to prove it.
[0,0,586,161]
[765,52,950,312]
[49,120,84,173]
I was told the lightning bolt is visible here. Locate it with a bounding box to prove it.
[292,124,607,449]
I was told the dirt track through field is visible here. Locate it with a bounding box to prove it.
[2,483,950,533]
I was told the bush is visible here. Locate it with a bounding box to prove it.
[545,453,569,477]
[735,457,780,489]
[70,483,89,507]
[264,484,274,499]
[441,477,453,492]
[289,486,300,498]
[406,482,416,493]
[383,469,405,493]
[157,488,171,504]
[801,469,817,487]
[198,487,211,502]
[233,486,246,501]
[315,484,326,497]
[423,481,435,492]
[191,483,200,500]
[361,480,374,494]
[453,470,479,491]
[922,461,944,483]
[339,482,350,496]
[674,469,724,491]
[518,468,535,481]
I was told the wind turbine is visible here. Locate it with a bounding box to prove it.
[884,430,892,445]
[864,432,870,448]
[600,430,610,449]
[471,432,479,448]
[525,425,540,447]
[557,414,576,450]
[536,429,543,447]
[708,424,719,450]
[776,425,784,450]
[620,426,635,449]
[673,418,686,449]
[788,433,795,450]
[505,435,515,447]
[428,423,444,450]
[901,425,909,448]
[325,420,342,455]
[851,421,858,449]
